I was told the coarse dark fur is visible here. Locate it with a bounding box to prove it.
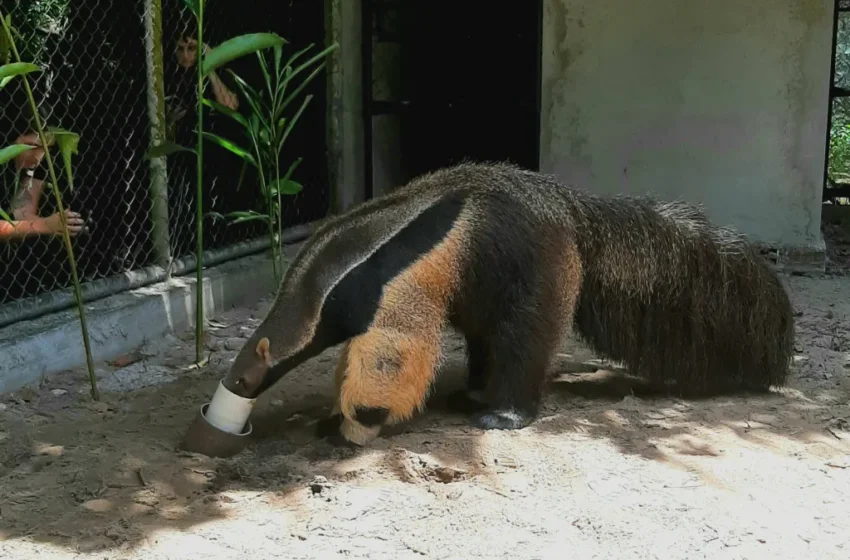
[223,162,794,446]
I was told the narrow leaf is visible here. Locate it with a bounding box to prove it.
[282,157,303,181]
[202,33,286,76]
[226,69,269,129]
[0,143,34,165]
[277,61,327,118]
[145,140,195,159]
[273,43,283,77]
[201,132,258,167]
[221,210,271,225]
[201,98,248,127]
[256,49,273,100]
[0,62,39,81]
[0,207,12,222]
[290,43,338,81]
[48,128,80,191]
[231,214,271,225]
[279,94,313,151]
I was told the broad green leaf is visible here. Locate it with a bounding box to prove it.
[0,143,34,165]
[269,178,302,196]
[202,33,285,77]
[145,140,195,159]
[0,76,15,89]
[47,128,80,191]
[201,132,258,167]
[0,62,39,82]
[201,98,248,128]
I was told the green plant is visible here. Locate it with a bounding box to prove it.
[0,11,99,399]
[145,0,284,364]
[206,40,339,282]
[829,119,850,182]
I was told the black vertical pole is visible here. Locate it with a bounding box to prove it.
[362,0,374,200]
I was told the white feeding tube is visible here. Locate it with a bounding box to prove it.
[204,380,257,434]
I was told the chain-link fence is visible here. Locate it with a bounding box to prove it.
[0,0,330,323]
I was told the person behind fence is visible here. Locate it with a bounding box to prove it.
[165,26,247,253]
[1,130,87,241]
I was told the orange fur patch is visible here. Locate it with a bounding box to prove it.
[333,215,470,436]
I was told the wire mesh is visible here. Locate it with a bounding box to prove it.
[0,0,330,320]
[161,0,330,263]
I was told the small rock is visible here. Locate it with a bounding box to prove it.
[50,389,68,397]
[310,475,331,495]
[87,401,112,414]
[224,338,245,351]
[81,499,113,513]
[826,310,834,319]
[0,403,7,412]
[107,352,144,368]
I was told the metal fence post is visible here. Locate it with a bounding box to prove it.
[143,0,172,269]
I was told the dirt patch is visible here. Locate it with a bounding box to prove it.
[1,273,849,559]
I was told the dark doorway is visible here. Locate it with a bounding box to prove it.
[363,0,543,197]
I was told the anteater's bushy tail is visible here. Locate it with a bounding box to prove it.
[569,195,794,396]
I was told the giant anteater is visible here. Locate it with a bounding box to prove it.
[222,162,794,446]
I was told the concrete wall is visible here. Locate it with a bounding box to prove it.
[0,250,292,394]
[540,0,833,254]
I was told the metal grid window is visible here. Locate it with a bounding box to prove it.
[0,0,329,327]
[826,0,850,201]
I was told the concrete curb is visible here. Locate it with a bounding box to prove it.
[0,249,290,395]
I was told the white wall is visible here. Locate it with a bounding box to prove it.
[540,0,833,252]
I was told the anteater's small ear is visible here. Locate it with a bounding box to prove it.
[256,337,271,362]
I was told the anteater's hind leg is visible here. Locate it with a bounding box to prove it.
[471,307,567,430]
[470,240,582,431]
[320,327,441,446]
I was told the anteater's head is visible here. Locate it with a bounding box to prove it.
[223,336,274,399]
[222,297,336,400]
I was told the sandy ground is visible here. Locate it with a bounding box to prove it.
[1,264,849,559]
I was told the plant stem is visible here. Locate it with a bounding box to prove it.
[0,14,99,400]
[255,162,278,283]
[274,150,282,278]
[194,2,205,365]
